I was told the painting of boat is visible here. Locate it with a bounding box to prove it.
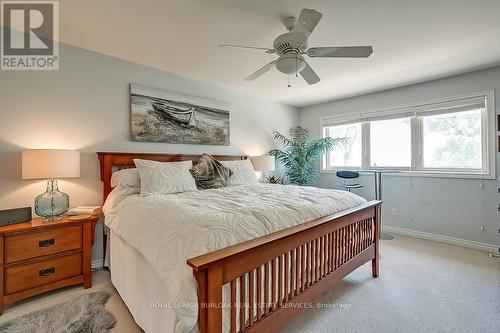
[130,84,230,145]
[151,102,195,126]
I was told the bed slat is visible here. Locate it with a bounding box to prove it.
[249,269,255,326]
[240,274,246,331]
[231,279,237,333]
[256,265,262,322]
[271,258,277,311]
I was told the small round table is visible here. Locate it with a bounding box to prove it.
[359,169,400,240]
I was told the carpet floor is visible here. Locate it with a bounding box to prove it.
[0,235,498,333]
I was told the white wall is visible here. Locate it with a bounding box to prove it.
[300,66,500,248]
[0,43,298,262]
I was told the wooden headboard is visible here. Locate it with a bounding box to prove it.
[97,152,247,203]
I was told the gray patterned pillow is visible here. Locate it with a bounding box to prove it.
[134,159,197,196]
[190,154,233,189]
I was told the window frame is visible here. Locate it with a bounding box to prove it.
[322,121,364,169]
[320,90,495,179]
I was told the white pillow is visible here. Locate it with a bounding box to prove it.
[110,168,141,188]
[221,159,259,186]
[134,159,197,196]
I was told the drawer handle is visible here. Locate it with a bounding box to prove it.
[39,238,55,247]
[39,267,55,277]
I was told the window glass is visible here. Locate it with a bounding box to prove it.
[370,117,411,167]
[422,109,482,169]
[325,123,362,167]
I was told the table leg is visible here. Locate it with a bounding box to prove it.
[375,171,394,241]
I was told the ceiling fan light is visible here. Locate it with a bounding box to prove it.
[276,55,306,75]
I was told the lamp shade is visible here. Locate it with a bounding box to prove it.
[22,149,80,180]
[250,155,275,172]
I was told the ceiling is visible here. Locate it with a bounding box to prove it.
[57,0,500,107]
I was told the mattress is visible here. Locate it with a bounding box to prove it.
[103,183,366,332]
[109,231,178,333]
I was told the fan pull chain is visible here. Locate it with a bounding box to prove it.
[287,75,291,88]
[295,55,299,77]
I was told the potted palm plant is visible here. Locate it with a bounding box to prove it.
[269,126,347,186]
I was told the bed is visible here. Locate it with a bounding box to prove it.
[98,152,382,333]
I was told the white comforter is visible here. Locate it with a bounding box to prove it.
[103,184,365,333]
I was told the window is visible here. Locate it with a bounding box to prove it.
[421,109,482,170]
[321,91,495,178]
[323,123,362,168]
[370,117,411,168]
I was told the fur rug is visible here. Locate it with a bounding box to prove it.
[0,292,116,333]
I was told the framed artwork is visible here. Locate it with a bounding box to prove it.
[130,84,230,145]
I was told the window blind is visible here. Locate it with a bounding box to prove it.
[415,96,486,117]
[360,107,415,122]
[321,95,486,128]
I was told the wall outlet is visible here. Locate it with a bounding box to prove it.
[391,208,397,216]
[480,226,486,231]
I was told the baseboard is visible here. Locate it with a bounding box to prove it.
[91,259,104,269]
[382,225,499,253]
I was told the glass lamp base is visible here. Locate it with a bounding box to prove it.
[35,179,69,220]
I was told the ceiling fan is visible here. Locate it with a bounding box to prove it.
[219,8,373,85]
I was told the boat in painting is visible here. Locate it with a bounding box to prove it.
[152,101,195,125]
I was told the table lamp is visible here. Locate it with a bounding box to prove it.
[250,155,276,181]
[22,149,80,220]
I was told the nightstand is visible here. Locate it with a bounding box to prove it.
[0,215,98,314]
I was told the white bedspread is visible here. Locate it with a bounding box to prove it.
[103,184,365,333]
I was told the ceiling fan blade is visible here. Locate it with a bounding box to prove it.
[307,46,373,58]
[244,60,277,81]
[296,9,323,36]
[299,62,320,85]
[218,44,274,53]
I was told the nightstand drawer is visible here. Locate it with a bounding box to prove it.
[4,225,82,264]
[4,252,82,295]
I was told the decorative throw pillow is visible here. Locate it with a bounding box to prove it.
[189,154,233,189]
[134,159,197,196]
[220,159,259,186]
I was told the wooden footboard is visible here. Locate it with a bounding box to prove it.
[187,200,382,333]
